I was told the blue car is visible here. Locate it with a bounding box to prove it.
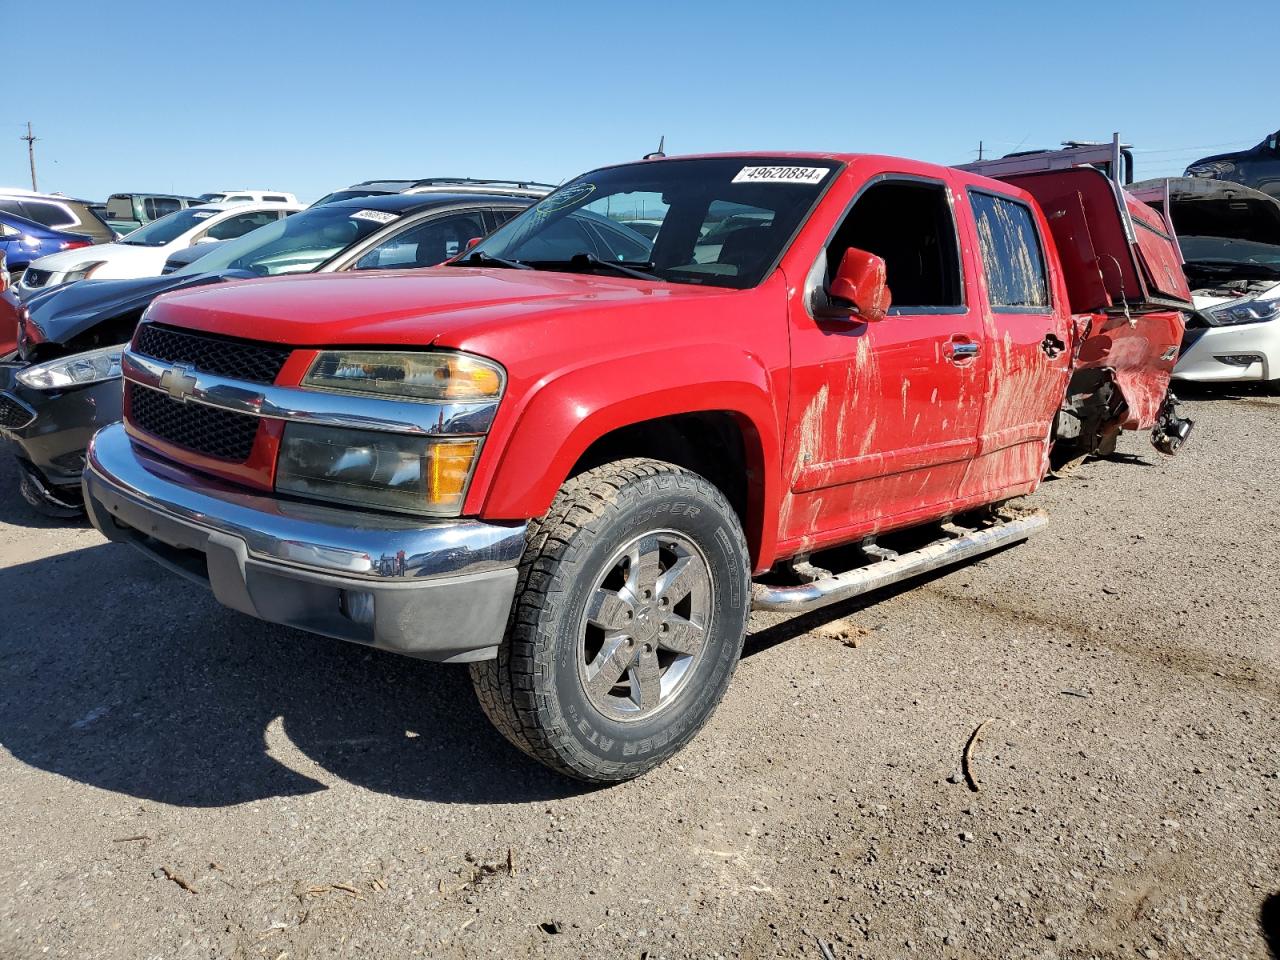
[0,211,95,283]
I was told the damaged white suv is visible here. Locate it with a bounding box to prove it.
[1134,177,1280,384]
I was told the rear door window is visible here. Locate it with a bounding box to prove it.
[969,192,1050,310]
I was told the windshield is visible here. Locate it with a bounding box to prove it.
[199,193,226,202]
[463,157,840,288]
[173,204,397,277]
[119,208,220,247]
[1180,236,1280,273]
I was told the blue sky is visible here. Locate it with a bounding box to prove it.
[5,0,1272,203]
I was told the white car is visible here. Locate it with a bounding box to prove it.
[1177,285,1280,384]
[1132,177,1280,385]
[16,201,301,298]
[197,189,299,205]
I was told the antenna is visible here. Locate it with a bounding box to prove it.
[21,121,38,191]
[644,135,666,160]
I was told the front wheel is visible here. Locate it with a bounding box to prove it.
[470,458,751,782]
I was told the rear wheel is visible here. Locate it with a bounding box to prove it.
[470,458,750,782]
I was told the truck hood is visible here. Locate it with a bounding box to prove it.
[24,272,228,347]
[142,268,729,347]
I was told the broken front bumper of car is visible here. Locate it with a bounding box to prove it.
[82,422,526,663]
[0,364,122,506]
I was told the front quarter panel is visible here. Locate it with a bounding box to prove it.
[455,278,791,570]
[473,348,783,567]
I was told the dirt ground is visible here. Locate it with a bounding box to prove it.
[0,386,1276,960]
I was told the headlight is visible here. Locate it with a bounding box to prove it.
[15,344,124,390]
[1185,160,1236,178]
[275,423,481,515]
[302,350,504,402]
[1205,297,1280,326]
[61,261,106,284]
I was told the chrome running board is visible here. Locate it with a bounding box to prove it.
[751,511,1048,613]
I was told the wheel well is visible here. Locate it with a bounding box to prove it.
[570,412,760,557]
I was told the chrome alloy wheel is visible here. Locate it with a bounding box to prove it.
[578,530,714,722]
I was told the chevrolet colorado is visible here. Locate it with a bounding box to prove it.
[81,153,1192,781]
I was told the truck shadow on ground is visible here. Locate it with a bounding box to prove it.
[1263,892,1280,959]
[0,449,1033,810]
[0,530,957,810]
[0,521,591,806]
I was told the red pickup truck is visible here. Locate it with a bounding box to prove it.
[83,153,1191,782]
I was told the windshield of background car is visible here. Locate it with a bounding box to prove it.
[465,158,841,288]
[119,208,221,247]
[199,193,227,202]
[172,205,395,277]
[1179,236,1280,271]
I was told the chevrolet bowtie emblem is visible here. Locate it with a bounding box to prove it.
[158,362,198,402]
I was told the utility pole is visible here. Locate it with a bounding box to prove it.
[977,140,984,161]
[21,122,38,191]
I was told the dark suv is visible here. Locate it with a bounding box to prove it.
[1186,129,1280,199]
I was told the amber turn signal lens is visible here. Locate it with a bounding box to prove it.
[443,358,502,400]
[426,438,481,509]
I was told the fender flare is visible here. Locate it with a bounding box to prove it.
[472,345,783,570]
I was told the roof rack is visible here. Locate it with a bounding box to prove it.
[402,177,556,197]
[956,132,1134,186]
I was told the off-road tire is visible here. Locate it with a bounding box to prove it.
[469,458,751,782]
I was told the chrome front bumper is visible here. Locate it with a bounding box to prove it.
[82,422,526,662]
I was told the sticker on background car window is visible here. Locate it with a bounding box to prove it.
[191,211,215,218]
[536,182,595,213]
[731,166,829,185]
[351,210,400,224]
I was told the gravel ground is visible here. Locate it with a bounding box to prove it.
[0,387,1277,960]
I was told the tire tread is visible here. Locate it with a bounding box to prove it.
[469,458,747,780]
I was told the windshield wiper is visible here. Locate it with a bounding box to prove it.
[454,250,531,270]
[533,252,657,281]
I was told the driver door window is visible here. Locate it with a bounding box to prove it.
[353,211,486,270]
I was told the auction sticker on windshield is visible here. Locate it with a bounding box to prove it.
[732,166,829,185]
[351,210,400,224]
[191,211,215,219]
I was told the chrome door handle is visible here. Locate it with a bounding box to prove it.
[952,342,979,358]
